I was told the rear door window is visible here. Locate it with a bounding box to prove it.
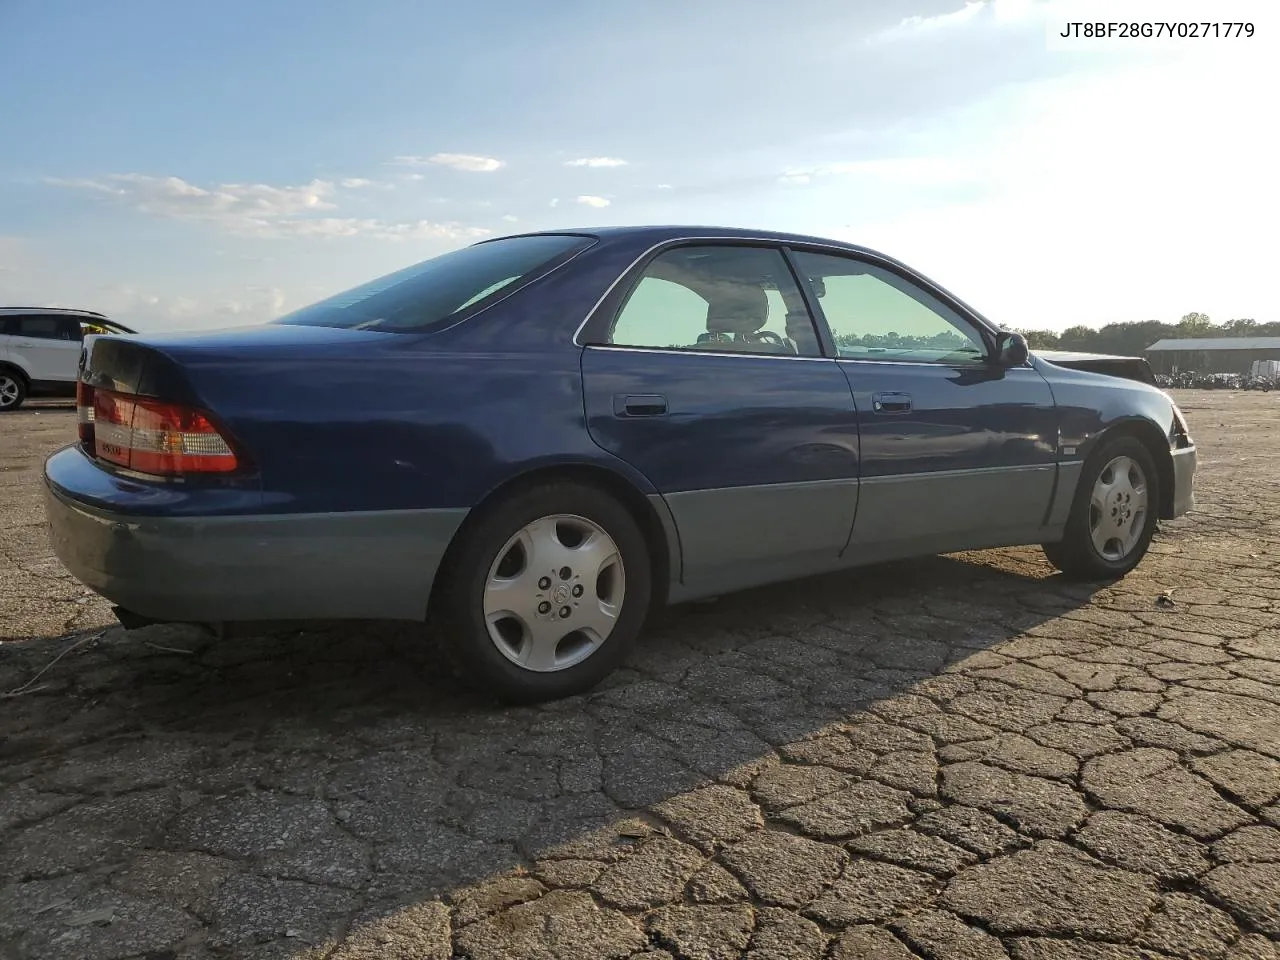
[15,317,66,339]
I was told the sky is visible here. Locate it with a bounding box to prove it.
[1,0,1275,333]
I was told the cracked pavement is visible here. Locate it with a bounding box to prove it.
[1,391,1279,960]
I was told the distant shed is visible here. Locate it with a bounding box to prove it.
[1144,337,1280,374]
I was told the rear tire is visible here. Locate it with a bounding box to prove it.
[1042,435,1160,581]
[0,370,26,411]
[431,482,652,704]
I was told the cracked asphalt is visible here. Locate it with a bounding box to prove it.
[1,391,1278,960]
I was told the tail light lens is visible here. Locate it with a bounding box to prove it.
[90,387,240,476]
[76,381,95,445]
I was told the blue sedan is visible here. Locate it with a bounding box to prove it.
[43,226,1197,702]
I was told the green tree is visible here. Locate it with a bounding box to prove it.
[1221,318,1258,337]
[1177,312,1213,335]
[1057,325,1099,351]
[1017,329,1061,349]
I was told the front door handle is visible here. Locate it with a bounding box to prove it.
[614,394,668,417]
[872,392,912,414]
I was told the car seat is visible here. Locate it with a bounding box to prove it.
[692,286,795,354]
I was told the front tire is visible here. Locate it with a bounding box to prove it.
[0,370,27,411]
[431,482,652,703]
[1042,435,1160,581]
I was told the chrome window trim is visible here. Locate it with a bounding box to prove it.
[583,343,999,369]
[835,356,991,369]
[582,343,835,363]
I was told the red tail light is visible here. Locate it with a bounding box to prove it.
[76,381,95,445]
[90,388,240,476]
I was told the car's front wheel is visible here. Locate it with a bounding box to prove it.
[0,370,27,412]
[1042,435,1160,580]
[432,482,652,703]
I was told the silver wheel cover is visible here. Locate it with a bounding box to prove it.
[482,514,626,673]
[0,375,20,408]
[1089,455,1149,561]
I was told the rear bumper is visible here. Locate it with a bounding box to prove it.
[43,448,467,623]
[1169,444,1196,518]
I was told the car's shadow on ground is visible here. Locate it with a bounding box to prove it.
[1,547,1109,955]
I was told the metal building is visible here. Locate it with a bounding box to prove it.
[1144,337,1280,375]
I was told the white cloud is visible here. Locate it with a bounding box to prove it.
[339,177,374,188]
[46,173,338,220]
[819,53,1278,329]
[899,0,986,32]
[256,218,490,241]
[57,284,292,329]
[779,157,977,187]
[565,157,628,168]
[549,198,560,208]
[501,214,519,222]
[576,195,610,208]
[875,0,1038,40]
[47,173,486,241]
[393,153,505,172]
[656,183,674,190]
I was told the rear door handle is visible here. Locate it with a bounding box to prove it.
[872,392,912,414]
[614,394,668,417]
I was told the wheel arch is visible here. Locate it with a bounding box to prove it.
[1086,417,1175,519]
[0,361,30,387]
[0,361,30,409]
[428,461,679,617]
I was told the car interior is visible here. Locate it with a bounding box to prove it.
[643,248,822,356]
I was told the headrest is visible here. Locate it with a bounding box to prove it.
[706,285,768,336]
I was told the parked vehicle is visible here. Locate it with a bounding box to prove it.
[0,308,136,411]
[1030,350,1158,386]
[1250,359,1280,381]
[43,227,1198,702]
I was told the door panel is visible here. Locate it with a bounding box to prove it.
[582,347,860,592]
[7,316,82,382]
[580,242,863,596]
[787,248,1059,556]
[840,361,1058,547]
[14,337,79,381]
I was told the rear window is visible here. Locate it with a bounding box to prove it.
[273,234,594,333]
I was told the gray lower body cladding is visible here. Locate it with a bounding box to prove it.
[43,482,467,623]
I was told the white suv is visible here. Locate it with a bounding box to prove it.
[0,308,135,411]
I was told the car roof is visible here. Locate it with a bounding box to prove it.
[0,306,107,319]
[485,224,878,253]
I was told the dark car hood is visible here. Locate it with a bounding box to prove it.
[1033,350,1157,386]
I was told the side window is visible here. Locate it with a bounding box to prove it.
[791,251,988,365]
[15,317,63,340]
[605,245,822,357]
[14,316,75,341]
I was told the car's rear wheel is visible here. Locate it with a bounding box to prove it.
[0,370,27,412]
[432,482,652,703]
[1042,434,1159,580]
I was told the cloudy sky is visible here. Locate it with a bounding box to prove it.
[0,0,1274,332]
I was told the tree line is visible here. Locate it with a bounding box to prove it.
[1016,314,1278,355]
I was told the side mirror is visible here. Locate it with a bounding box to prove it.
[994,331,1029,366]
